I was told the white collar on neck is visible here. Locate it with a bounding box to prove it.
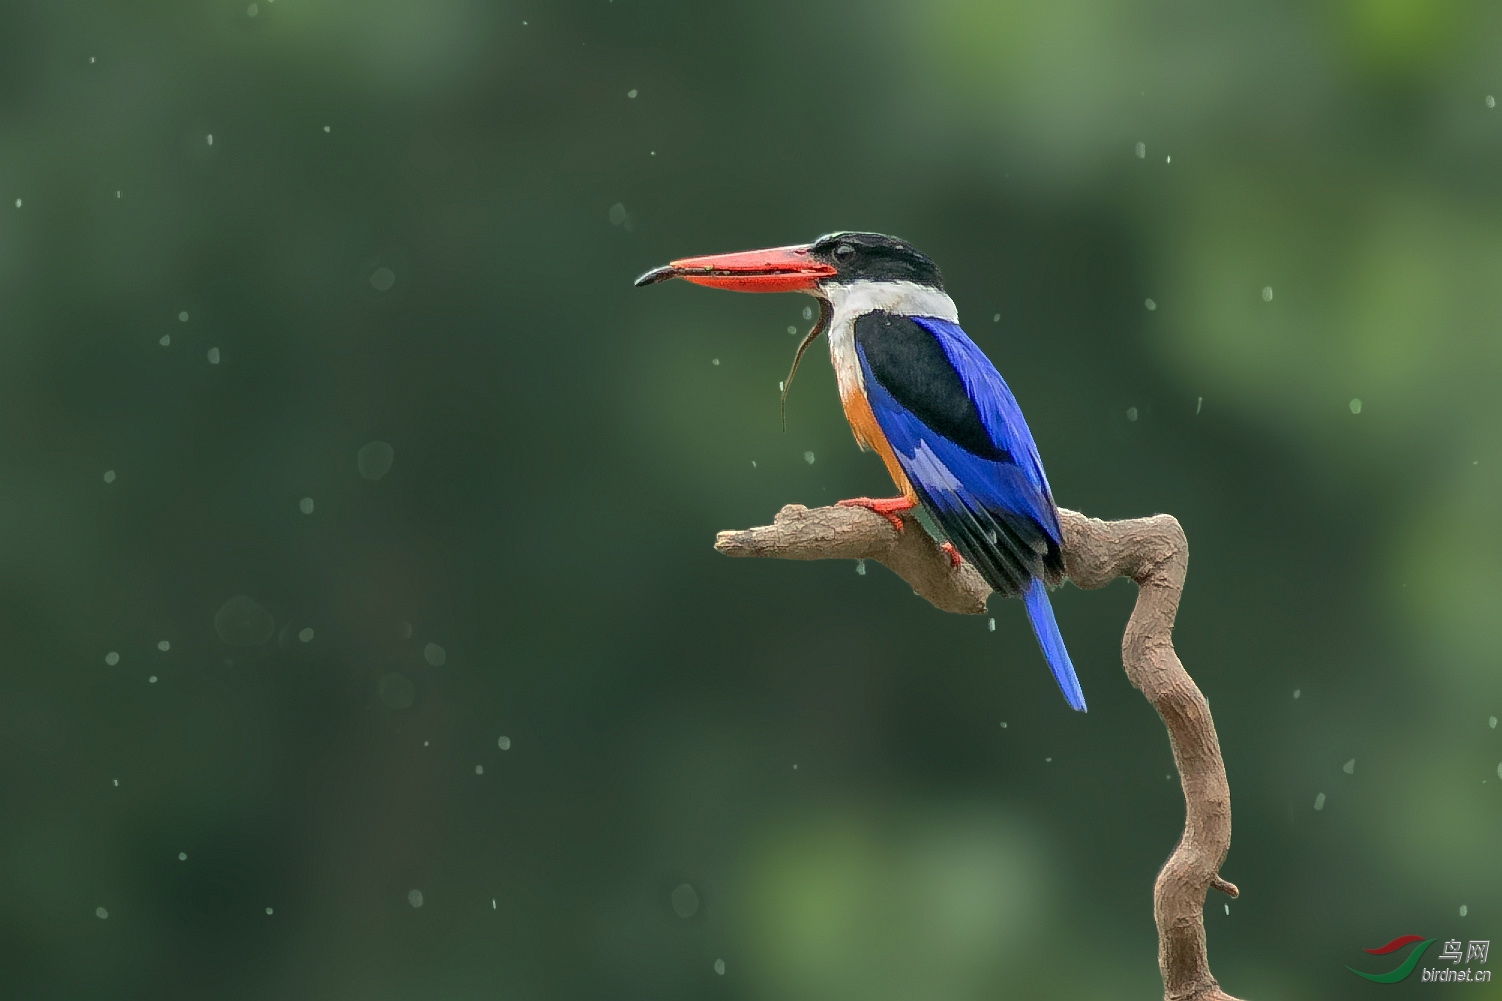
[819,280,958,323]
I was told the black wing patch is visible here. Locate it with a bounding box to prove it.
[852,311,1012,463]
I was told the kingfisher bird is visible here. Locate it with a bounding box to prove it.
[636,232,1085,711]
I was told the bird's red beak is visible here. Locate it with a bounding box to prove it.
[634,243,835,293]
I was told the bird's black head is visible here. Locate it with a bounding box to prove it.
[633,231,944,294]
[806,232,944,291]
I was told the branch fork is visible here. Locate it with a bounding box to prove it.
[716,502,1244,1001]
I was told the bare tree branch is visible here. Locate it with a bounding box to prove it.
[716,503,1243,1001]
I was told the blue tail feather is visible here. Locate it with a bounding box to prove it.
[1022,578,1086,712]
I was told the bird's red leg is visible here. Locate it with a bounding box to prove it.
[939,542,962,568]
[836,496,915,533]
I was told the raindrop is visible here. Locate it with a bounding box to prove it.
[1224,904,1229,915]
[178,852,187,861]
[803,451,815,464]
[206,134,213,146]
[1144,298,1156,310]
[103,470,116,483]
[369,267,395,291]
[988,618,996,632]
[1313,792,1325,810]
[1045,756,1052,763]
[247,3,258,15]
[96,907,108,919]
[1349,398,1362,415]
[1165,155,1171,164]
[408,889,424,908]
[854,560,866,575]
[298,627,314,643]
[712,358,720,366]
[803,305,813,320]
[1126,407,1138,421]
[378,672,415,709]
[1134,141,1146,159]
[999,721,1007,728]
[992,313,1000,322]
[213,595,275,646]
[1488,95,1496,108]
[778,381,784,392]
[1261,286,1273,302]
[627,88,638,98]
[608,203,626,226]
[105,651,119,666]
[264,906,273,915]
[157,640,170,652]
[1460,904,1468,916]
[492,899,496,909]
[14,198,20,208]
[357,441,395,480]
[1293,689,1301,699]
[787,325,797,335]
[670,883,699,918]
[714,959,725,975]
[178,311,189,322]
[423,642,446,667]
[159,334,171,347]
[323,125,331,133]
[1343,758,1355,774]
[207,347,220,364]
[149,675,158,684]
[1196,396,1203,415]
[475,764,484,775]
[299,497,314,514]
[497,735,511,750]
[113,779,118,786]
[1490,716,1497,729]
[1497,762,1501,780]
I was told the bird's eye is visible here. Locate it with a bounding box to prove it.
[834,243,855,262]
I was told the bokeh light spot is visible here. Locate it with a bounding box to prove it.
[357,441,395,480]
[671,883,699,918]
[379,673,415,709]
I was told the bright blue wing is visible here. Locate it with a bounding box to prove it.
[858,371,1055,594]
[853,311,1085,711]
[852,311,1062,590]
[910,317,1060,541]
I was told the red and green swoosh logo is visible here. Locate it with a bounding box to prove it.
[1348,935,1435,983]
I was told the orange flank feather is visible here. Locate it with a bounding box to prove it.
[839,385,918,503]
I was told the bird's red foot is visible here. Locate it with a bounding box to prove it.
[939,542,962,568]
[836,496,916,532]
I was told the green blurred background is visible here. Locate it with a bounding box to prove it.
[1,1,1499,997]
